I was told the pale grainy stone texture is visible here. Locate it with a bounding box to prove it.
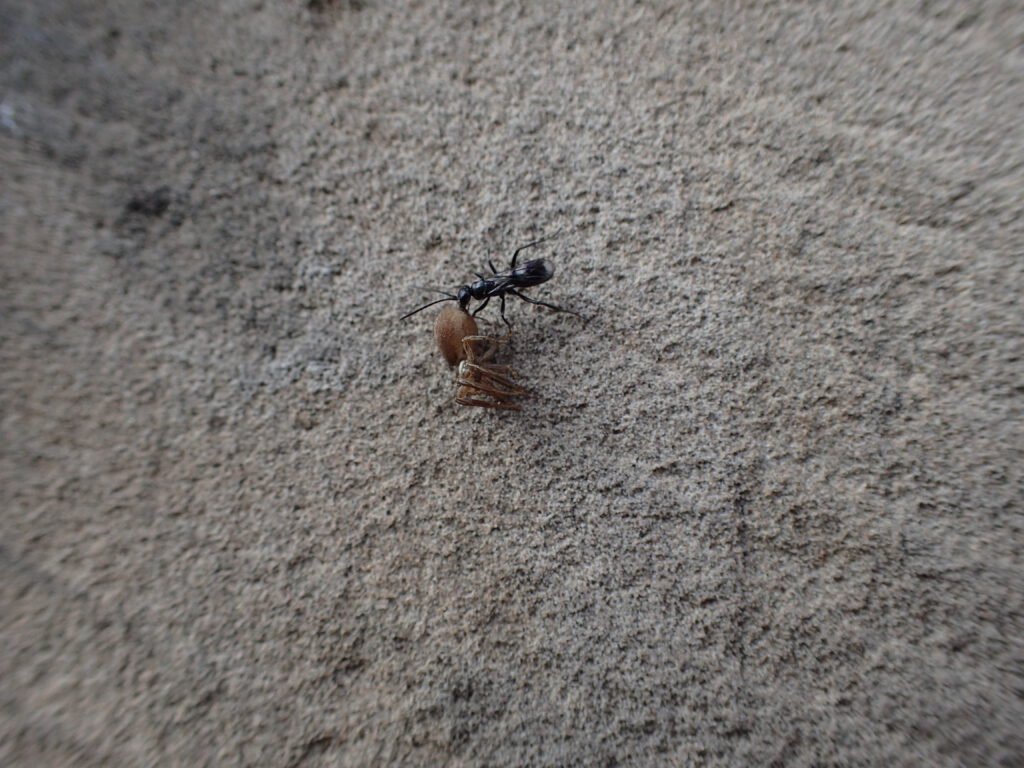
[1,1,1021,766]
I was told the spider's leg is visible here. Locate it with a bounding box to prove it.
[455,393,522,410]
[459,365,528,397]
[462,334,499,364]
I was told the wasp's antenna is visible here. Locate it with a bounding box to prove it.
[412,286,458,298]
[400,295,458,320]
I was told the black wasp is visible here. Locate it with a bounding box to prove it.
[400,236,581,328]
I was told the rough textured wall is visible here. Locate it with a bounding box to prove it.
[2,1,1021,765]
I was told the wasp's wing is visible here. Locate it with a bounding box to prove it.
[480,275,516,297]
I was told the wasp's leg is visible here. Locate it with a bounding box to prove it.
[498,294,513,331]
[471,296,491,316]
[509,235,551,269]
[508,289,581,317]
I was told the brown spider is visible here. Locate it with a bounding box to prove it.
[433,306,529,410]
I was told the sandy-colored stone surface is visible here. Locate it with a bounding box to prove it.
[2,1,1022,765]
